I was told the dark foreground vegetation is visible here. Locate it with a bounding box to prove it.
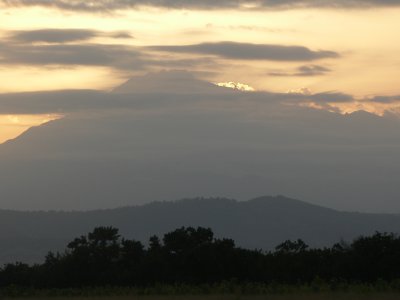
[2,226,400,295]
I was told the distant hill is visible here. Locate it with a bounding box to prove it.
[1,196,400,264]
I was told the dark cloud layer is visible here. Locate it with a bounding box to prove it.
[3,0,400,11]
[0,41,223,71]
[310,92,354,103]
[9,29,133,43]
[369,96,400,104]
[149,42,339,61]
[269,65,331,76]
[0,42,145,69]
[0,70,386,115]
[0,70,394,116]
[11,29,99,43]
[296,65,331,76]
[1,29,139,69]
[0,38,337,69]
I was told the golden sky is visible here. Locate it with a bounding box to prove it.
[0,1,400,142]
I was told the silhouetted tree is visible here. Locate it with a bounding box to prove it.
[275,239,309,253]
[2,228,400,288]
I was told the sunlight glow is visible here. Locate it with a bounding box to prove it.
[215,82,255,92]
[286,87,312,95]
[0,114,62,144]
[0,5,400,117]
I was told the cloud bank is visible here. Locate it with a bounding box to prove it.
[3,0,400,11]
[0,71,397,115]
[9,29,132,43]
[149,42,339,61]
[0,41,145,68]
[269,65,332,77]
[0,35,338,70]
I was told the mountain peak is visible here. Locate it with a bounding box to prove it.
[112,70,224,94]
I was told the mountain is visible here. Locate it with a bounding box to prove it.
[1,196,400,265]
[1,76,400,212]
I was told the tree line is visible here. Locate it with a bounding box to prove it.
[1,226,400,288]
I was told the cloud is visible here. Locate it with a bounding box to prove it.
[0,71,380,116]
[10,29,100,43]
[109,31,133,39]
[0,41,222,71]
[269,65,331,77]
[0,38,334,70]
[286,87,313,95]
[8,29,133,43]
[149,42,339,61]
[2,0,400,11]
[0,71,226,114]
[368,96,400,104]
[0,70,397,126]
[297,65,331,76]
[215,82,255,92]
[310,92,354,103]
[0,90,109,114]
[0,42,146,68]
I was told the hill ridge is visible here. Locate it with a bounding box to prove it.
[1,195,400,265]
[0,195,317,213]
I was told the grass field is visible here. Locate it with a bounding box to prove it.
[3,282,400,300]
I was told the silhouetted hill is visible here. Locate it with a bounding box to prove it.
[1,196,400,264]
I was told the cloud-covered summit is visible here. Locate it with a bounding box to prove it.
[113,70,224,94]
[0,70,398,116]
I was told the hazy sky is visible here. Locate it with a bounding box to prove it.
[1,0,400,142]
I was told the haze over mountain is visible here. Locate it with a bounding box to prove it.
[0,71,400,212]
[1,196,400,265]
[2,2,400,283]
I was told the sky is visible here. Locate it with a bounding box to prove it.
[1,1,400,213]
[1,0,400,143]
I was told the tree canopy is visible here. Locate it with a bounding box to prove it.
[1,227,400,288]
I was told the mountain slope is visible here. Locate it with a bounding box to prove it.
[1,72,400,212]
[1,96,400,211]
[1,196,400,264]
